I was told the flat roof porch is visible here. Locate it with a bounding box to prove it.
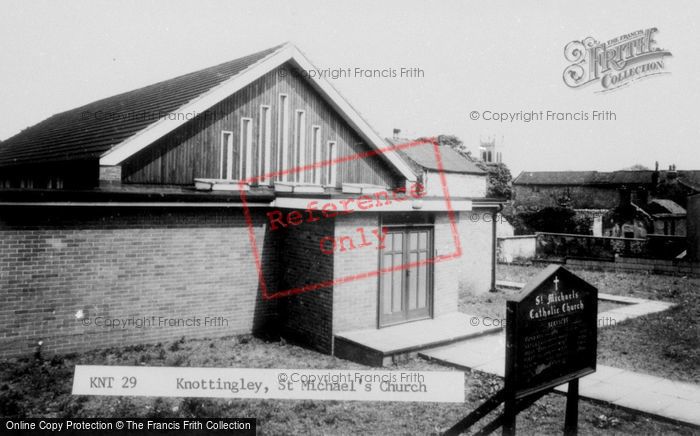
[333,312,500,366]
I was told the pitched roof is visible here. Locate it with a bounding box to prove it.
[646,199,686,215]
[631,202,653,220]
[677,171,700,190]
[0,43,417,181]
[588,171,656,185]
[514,170,700,189]
[387,137,485,175]
[513,171,597,185]
[0,44,284,167]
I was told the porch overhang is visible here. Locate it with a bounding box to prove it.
[270,196,472,212]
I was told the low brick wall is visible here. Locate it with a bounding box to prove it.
[0,206,278,357]
[497,235,537,263]
[566,257,700,277]
[535,232,687,261]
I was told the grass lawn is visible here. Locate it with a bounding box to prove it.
[0,336,696,435]
[462,263,700,384]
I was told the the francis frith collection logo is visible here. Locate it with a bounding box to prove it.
[563,28,671,92]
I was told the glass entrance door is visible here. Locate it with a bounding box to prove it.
[379,227,433,327]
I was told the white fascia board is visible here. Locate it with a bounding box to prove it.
[99,44,417,183]
[0,202,270,207]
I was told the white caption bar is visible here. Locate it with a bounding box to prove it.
[72,365,464,403]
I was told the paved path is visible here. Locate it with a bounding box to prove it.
[421,332,700,428]
[421,287,697,427]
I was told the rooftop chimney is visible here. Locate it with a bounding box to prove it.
[392,128,401,139]
[668,164,678,180]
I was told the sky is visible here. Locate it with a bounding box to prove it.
[1,0,698,176]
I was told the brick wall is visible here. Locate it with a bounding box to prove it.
[0,206,277,357]
[332,213,381,334]
[566,257,700,277]
[0,205,495,358]
[497,235,537,263]
[275,215,335,353]
[513,185,619,211]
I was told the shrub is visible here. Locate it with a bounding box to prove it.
[516,207,589,234]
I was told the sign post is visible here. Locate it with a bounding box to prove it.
[564,378,579,436]
[445,265,597,436]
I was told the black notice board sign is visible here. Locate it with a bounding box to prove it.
[505,264,597,400]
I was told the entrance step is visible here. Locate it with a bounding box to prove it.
[334,312,500,367]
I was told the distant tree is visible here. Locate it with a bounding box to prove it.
[483,162,513,199]
[437,134,512,199]
[516,206,592,235]
[437,134,471,158]
[622,164,651,170]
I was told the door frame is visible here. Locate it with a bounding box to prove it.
[376,223,435,328]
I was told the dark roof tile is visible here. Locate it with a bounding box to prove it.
[646,199,686,215]
[387,137,485,175]
[513,171,596,185]
[0,44,285,167]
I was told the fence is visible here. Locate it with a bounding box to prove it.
[535,232,686,261]
[566,257,700,277]
[497,233,687,263]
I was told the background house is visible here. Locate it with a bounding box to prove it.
[388,135,487,198]
[388,136,496,294]
[513,167,700,209]
[512,166,699,237]
[646,199,687,236]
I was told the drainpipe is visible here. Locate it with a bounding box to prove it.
[490,204,504,292]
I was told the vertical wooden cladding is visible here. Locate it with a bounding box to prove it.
[122,63,403,188]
